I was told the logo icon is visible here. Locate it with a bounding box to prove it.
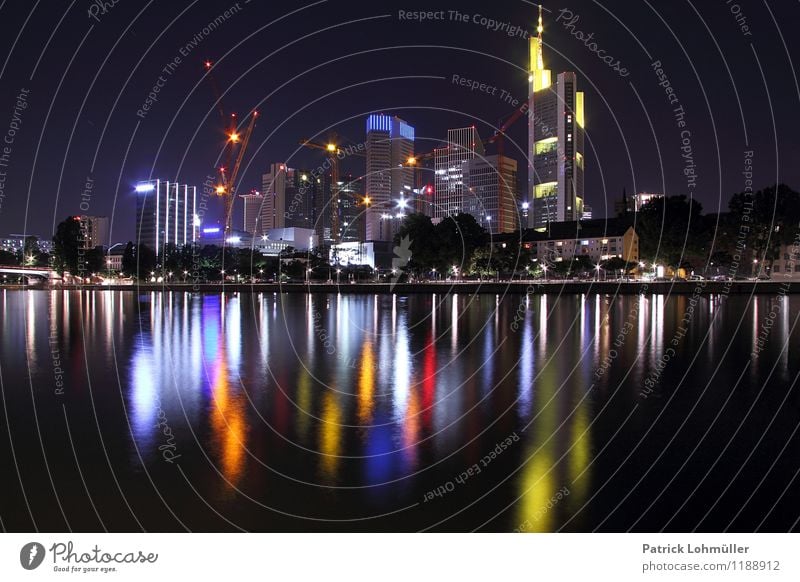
[20,542,45,570]
[391,235,412,290]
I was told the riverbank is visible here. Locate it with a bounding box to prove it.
[6,280,800,294]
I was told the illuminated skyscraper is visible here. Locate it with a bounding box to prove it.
[365,114,415,241]
[135,179,198,256]
[434,127,484,220]
[528,5,585,229]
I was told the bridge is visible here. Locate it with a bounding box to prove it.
[0,265,60,282]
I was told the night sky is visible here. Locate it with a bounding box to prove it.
[0,0,797,244]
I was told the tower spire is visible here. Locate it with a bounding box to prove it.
[538,4,543,38]
[530,5,550,91]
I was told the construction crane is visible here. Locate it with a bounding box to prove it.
[203,60,259,233]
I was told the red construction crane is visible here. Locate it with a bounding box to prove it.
[203,60,259,233]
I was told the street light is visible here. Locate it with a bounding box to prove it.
[542,264,548,282]
[432,267,437,282]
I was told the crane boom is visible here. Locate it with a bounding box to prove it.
[223,111,258,232]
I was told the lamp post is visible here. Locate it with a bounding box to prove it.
[542,264,548,282]
[432,267,437,282]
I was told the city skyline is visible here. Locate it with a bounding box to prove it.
[0,1,794,243]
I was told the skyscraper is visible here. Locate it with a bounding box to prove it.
[365,114,414,241]
[135,179,198,256]
[528,6,585,229]
[240,191,264,235]
[463,155,519,234]
[261,163,288,231]
[334,174,365,243]
[434,127,485,221]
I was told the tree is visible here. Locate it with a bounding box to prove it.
[729,184,800,261]
[0,249,19,266]
[52,217,83,274]
[85,248,105,274]
[121,242,136,276]
[433,213,487,272]
[137,244,157,279]
[394,213,438,275]
[636,195,706,268]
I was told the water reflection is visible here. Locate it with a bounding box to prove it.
[2,290,798,531]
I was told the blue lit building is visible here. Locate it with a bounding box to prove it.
[365,114,414,241]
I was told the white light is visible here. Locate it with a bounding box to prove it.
[397,198,409,209]
[226,236,241,244]
[522,202,529,210]
[135,183,155,193]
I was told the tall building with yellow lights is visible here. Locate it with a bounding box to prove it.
[528,5,585,229]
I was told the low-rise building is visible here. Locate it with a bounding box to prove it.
[495,218,638,265]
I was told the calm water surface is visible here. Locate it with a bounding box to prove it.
[1,289,799,531]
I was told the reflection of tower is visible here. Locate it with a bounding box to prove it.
[528,5,585,229]
[365,114,415,241]
[515,295,591,532]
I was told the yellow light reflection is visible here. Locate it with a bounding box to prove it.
[358,340,375,424]
[319,390,342,480]
[210,353,247,487]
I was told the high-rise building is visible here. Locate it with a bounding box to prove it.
[434,127,485,221]
[336,173,364,243]
[285,169,317,231]
[240,191,264,235]
[77,215,109,249]
[462,154,519,234]
[262,163,326,240]
[135,180,198,256]
[261,163,289,231]
[365,114,414,241]
[528,6,585,229]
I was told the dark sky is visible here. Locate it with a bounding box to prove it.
[0,0,797,243]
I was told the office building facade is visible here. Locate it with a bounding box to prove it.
[528,7,585,229]
[135,180,198,256]
[365,114,415,241]
[240,191,264,235]
[462,154,519,234]
[77,216,109,249]
[434,127,485,221]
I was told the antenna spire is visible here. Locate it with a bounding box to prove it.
[538,4,543,37]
